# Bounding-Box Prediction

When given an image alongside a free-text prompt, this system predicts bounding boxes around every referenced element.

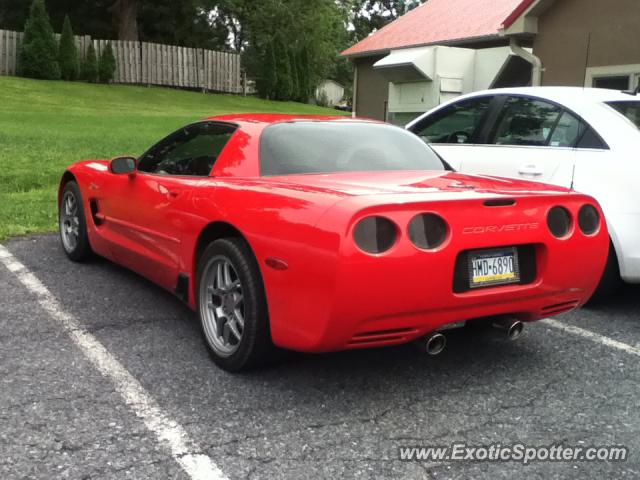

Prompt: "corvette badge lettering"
[463,223,540,234]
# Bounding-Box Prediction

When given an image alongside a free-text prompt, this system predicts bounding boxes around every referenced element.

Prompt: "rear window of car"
[260,121,445,176]
[606,101,640,129]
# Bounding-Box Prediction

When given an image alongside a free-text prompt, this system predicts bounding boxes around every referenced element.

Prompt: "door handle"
[518,164,543,176]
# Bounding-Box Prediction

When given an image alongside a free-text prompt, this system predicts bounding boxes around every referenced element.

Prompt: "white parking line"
[0,245,228,480]
[542,318,640,358]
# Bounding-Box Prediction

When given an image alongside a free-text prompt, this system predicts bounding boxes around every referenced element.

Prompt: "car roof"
[463,86,639,104]
[205,113,376,127]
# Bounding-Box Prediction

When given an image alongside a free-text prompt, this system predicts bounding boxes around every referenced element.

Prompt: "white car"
[407,87,640,296]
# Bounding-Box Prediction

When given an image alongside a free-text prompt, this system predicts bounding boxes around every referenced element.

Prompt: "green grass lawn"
[0,76,344,240]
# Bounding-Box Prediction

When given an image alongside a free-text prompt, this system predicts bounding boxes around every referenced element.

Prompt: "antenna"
[582,32,592,89]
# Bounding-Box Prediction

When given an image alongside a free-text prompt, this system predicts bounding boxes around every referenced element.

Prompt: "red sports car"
[59,114,609,371]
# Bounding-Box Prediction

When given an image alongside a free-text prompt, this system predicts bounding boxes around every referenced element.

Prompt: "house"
[315,79,345,107]
[342,0,640,124]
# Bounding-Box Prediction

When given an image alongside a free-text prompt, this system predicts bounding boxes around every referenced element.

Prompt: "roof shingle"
[342,0,528,57]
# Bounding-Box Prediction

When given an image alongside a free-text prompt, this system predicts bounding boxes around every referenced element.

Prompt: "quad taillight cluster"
[353,214,449,254]
[547,205,601,239]
[353,204,601,255]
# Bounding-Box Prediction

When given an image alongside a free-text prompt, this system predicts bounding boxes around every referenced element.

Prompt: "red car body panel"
[61,115,609,352]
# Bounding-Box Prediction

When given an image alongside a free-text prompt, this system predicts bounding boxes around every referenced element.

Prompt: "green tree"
[98,42,117,83]
[297,48,311,103]
[58,15,79,81]
[256,40,278,99]
[1,0,230,48]
[242,0,344,102]
[274,34,292,100]
[81,42,99,83]
[19,0,61,80]
[290,50,300,102]
[347,0,425,43]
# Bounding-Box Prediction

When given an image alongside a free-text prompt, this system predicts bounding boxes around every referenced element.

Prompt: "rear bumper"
[266,195,609,352]
[305,239,604,352]
[332,288,583,350]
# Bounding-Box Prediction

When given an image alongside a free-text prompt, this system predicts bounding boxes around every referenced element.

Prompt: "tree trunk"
[114,0,138,41]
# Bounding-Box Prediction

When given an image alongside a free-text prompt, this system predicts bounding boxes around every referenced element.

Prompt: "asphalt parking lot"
[1,234,639,479]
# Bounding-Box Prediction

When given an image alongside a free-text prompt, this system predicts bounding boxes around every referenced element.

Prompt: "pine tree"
[81,42,99,83]
[274,34,292,100]
[98,42,116,83]
[290,49,300,102]
[261,40,278,100]
[19,0,61,80]
[58,15,78,81]
[297,47,312,103]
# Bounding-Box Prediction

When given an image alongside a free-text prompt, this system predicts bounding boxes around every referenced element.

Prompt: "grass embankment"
[0,76,343,239]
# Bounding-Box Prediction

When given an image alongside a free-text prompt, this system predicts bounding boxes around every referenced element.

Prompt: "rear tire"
[59,181,92,262]
[588,242,621,304]
[197,238,274,372]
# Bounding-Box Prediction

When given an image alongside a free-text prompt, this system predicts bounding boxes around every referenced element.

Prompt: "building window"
[586,64,640,91]
[593,76,632,90]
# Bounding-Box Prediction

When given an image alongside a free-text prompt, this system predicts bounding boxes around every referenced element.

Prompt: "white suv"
[407,87,640,296]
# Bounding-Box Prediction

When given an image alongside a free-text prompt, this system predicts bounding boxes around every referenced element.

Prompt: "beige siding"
[534,0,640,86]
[354,55,389,120]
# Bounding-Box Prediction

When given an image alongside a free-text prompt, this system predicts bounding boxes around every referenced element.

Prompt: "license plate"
[468,247,520,289]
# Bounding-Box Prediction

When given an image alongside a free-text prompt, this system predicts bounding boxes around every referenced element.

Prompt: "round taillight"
[353,216,398,254]
[578,205,600,235]
[408,214,448,250]
[547,206,572,238]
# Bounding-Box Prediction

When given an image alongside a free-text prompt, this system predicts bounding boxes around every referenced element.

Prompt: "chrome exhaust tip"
[420,332,447,356]
[492,318,524,340]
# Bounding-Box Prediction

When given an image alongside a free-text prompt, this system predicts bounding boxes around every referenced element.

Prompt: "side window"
[412,96,493,144]
[549,111,583,147]
[576,126,607,149]
[138,123,236,176]
[490,97,564,146]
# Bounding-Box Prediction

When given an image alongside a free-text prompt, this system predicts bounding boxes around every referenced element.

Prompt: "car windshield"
[260,121,445,176]
[606,101,640,129]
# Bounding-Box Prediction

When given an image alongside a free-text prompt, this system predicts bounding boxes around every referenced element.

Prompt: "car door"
[409,95,495,171]
[451,95,579,188]
[99,121,236,289]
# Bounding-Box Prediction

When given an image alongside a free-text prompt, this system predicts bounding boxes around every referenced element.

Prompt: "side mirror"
[110,156,137,175]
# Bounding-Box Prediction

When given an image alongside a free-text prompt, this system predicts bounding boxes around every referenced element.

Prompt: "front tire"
[59,181,92,262]
[197,238,273,372]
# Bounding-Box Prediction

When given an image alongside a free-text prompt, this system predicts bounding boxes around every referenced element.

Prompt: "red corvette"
[59,114,608,371]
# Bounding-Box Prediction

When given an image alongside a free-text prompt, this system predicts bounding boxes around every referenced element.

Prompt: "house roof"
[341,0,532,58]
[502,0,538,28]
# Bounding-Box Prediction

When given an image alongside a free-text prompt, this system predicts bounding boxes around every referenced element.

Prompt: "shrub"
[19,0,61,80]
[316,90,330,108]
[58,15,79,81]
[81,42,99,83]
[98,42,117,83]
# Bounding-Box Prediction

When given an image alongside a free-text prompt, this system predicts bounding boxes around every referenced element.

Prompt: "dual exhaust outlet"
[417,317,524,356]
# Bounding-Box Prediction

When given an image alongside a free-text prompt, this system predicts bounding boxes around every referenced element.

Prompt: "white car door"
[446,95,578,188]
[410,95,496,171]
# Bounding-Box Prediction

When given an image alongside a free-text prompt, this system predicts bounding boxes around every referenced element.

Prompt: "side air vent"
[90,200,104,226]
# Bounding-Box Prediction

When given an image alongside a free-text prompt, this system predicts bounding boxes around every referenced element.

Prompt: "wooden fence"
[0,29,244,93]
